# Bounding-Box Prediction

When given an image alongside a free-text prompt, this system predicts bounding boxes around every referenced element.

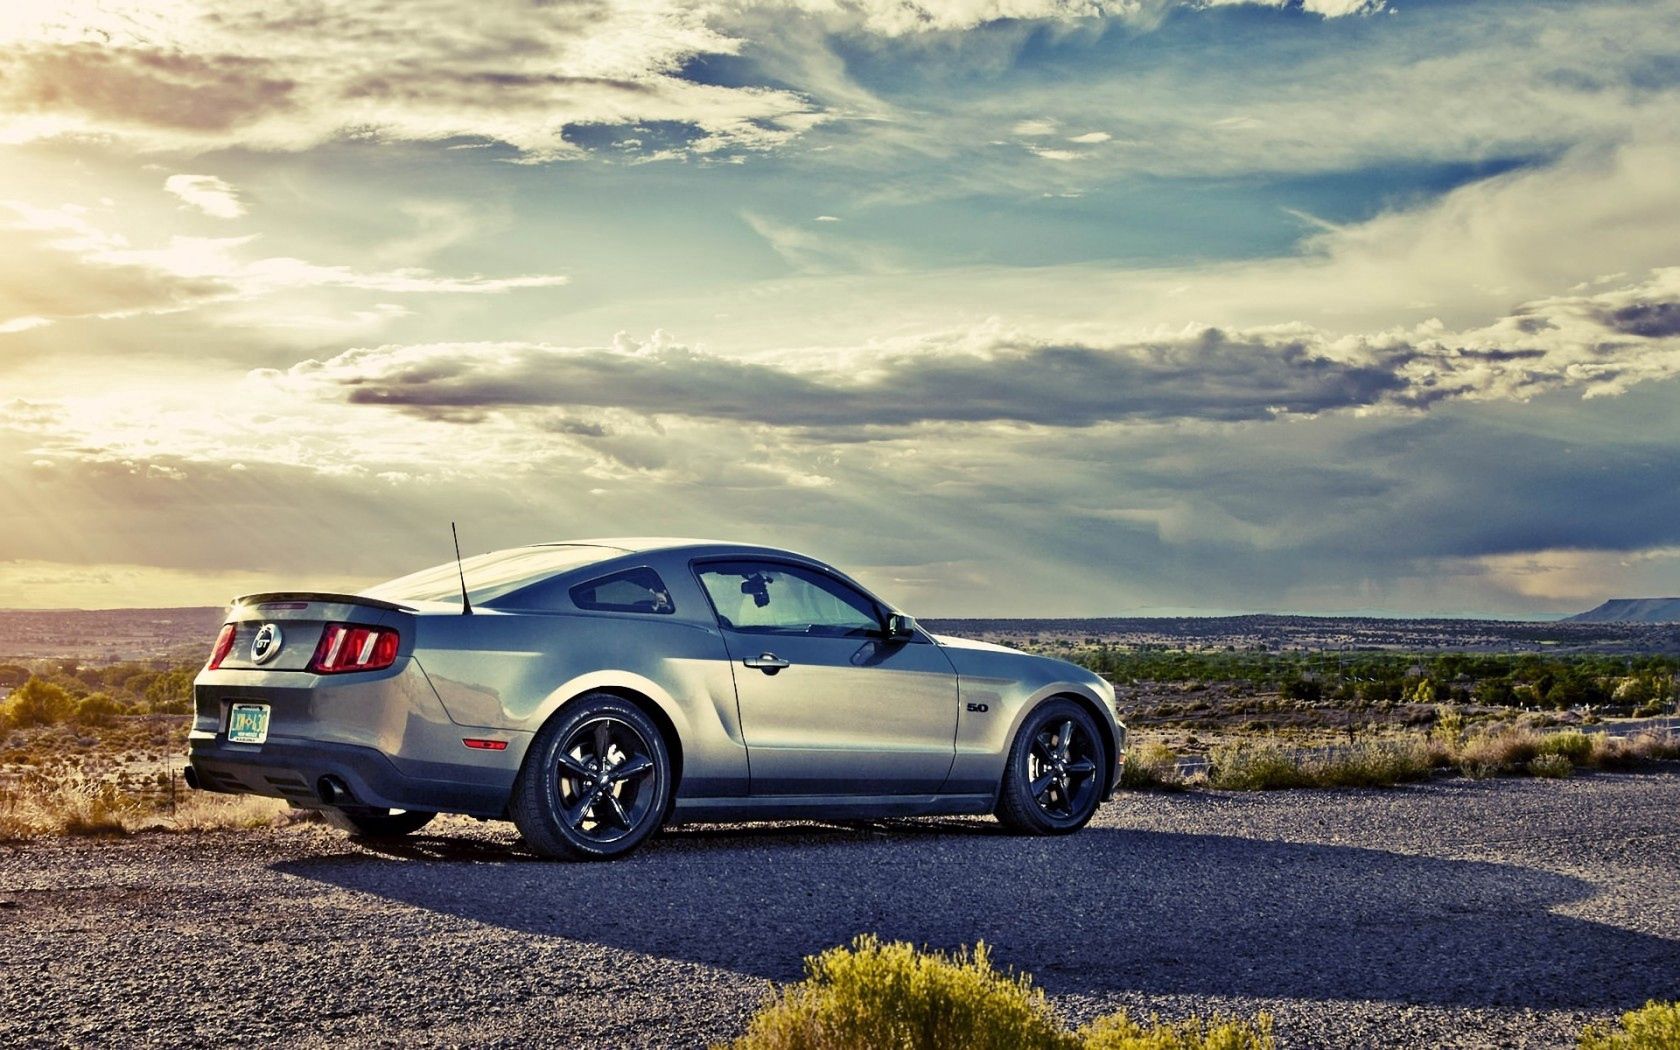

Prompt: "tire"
[510,692,672,861]
[995,698,1106,835]
[322,806,435,839]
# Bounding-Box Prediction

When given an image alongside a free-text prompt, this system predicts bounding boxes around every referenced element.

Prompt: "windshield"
[362,545,621,605]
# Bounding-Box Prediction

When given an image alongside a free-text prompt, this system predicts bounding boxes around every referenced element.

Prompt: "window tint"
[697,561,881,637]
[570,568,675,614]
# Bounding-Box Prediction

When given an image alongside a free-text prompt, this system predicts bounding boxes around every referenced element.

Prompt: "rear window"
[362,545,620,605]
[570,568,675,614]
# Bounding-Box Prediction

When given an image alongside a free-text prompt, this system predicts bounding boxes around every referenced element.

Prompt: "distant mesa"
[1565,598,1680,623]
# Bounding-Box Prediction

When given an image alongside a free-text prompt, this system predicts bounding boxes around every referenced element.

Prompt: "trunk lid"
[209,592,410,672]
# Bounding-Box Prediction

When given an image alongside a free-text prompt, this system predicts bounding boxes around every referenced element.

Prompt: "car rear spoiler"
[231,591,414,613]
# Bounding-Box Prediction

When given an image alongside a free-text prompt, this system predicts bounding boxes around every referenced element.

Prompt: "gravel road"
[4,774,1679,1048]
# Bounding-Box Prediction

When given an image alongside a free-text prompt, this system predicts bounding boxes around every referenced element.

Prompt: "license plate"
[227,703,271,745]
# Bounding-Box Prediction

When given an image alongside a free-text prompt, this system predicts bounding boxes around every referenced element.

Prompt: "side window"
[696,561,881,637]
[570,567,675,614]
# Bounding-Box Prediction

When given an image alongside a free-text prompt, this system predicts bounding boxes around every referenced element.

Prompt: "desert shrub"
[1309,740,1431,788]
[1458,727,1542,777]
[722,935,1074,1050]
[1589,731,1680,769]
[0,678,77,728]
[1208,743,1311,791]
[1431,706,1466,750]
[1528,754,1573,779]
[1206,739,1433,791]
[1579,1001,1680,1050]
[1639,732,1680,761]
[1632,701,1665,718]
[73,692,122,726]
[720,937,1274,1050]
[1080,1011,1274,1050]
[1537,730,1593,766]
[1122,742,1182,790]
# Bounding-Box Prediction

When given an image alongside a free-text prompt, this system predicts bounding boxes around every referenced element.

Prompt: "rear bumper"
[188,734,511,819]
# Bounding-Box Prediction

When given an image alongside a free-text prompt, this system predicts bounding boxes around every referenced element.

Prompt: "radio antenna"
[451,521,473,616]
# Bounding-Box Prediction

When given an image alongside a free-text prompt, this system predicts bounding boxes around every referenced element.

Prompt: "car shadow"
[274,818,1680,1011]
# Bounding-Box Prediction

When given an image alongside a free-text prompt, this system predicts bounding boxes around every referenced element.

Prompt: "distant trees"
[1068,646,1678,715]
[0,659,200,728]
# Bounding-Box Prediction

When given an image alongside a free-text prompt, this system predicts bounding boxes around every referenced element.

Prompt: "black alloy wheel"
[996,699,1105,835]
[511,692,671,860]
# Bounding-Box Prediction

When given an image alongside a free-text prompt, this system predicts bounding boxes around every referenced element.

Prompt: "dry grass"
[1189,723,1678,793]
[0,766,294,841]
[1209,739,1434,791]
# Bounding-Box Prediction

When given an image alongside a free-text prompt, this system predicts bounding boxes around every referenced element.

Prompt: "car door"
[694,559,959,796]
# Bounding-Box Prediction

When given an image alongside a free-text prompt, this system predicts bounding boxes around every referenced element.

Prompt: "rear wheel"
[995,699,1105,835]
[322,807,435,839]
[511,692,671,861]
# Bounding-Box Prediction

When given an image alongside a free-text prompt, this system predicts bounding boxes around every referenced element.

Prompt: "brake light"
[207,623,236,669]
[309,623,400,674]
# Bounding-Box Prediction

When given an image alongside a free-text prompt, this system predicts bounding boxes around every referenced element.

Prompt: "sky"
[2,0,1679,617]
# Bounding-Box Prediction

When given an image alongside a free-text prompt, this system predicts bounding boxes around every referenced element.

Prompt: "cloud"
[742,211,896,272]
[0,0,1393,161]
[280,268,1680,429]
[164,174,246,219]
[0,0,821,160]
[0,204,233,331]
[0,200,567,333]
[792,0,1382,36]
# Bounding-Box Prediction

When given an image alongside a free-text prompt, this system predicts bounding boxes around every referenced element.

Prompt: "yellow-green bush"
[1309,740,1432,788]
[1081,1011,1273,1050]
[1537,730,1593,766]
[1208,743,1311,790]
[0,678,76,728]
[1527,753,1573,779]
[724,935,1073,1050]
[1207,740,1432,791]
[1580,1001,1680,1049]
[1122,742,1182,790]
[719,936,1273,1050]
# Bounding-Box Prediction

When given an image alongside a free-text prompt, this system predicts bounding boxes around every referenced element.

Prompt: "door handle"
[743,652,791,675]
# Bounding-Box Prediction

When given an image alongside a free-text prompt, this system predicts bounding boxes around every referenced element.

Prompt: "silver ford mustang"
[186,538,1126,860]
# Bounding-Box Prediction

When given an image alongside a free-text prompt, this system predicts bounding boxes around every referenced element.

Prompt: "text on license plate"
[227,703,270,745]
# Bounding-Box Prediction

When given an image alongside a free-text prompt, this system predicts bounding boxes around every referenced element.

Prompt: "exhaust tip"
[316,775,352,805]
[182,765,200,791]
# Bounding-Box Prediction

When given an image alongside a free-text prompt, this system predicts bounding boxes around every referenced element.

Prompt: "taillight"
[309,623,400,674]
[206,623,236,669]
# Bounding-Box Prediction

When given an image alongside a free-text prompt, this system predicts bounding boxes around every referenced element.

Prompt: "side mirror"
[885,613,917,642]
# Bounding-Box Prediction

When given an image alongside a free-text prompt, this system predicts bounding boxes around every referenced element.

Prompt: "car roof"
[527,537,815,560]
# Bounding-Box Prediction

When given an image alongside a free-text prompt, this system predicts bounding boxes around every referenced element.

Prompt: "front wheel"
[995,699,1106,835]
[510,692,672,861]
[322,807,435,839]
